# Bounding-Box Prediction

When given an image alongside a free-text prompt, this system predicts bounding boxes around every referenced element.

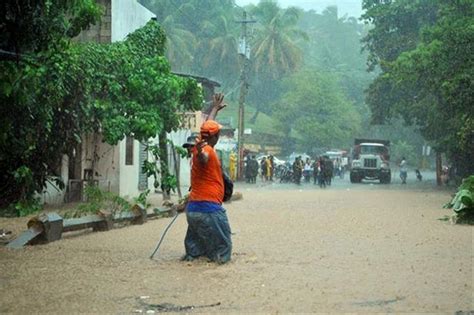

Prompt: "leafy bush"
[64,185,131,218]
[133,189,151,209]
[444,175,474,224]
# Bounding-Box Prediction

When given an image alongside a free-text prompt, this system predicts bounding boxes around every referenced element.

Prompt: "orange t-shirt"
[189,145,224,204]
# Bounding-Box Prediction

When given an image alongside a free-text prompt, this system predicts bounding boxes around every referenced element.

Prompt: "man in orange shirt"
[182,119,232,264]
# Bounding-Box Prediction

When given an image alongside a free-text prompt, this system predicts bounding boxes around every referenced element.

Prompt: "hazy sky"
[235,0,363,18]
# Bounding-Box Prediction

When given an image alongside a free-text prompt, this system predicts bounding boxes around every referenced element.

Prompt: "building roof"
[172,72,221,87]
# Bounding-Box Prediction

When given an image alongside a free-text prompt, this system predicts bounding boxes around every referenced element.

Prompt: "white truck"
[349,139,391,184]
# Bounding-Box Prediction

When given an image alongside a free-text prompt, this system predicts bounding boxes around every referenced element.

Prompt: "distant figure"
[265,156,273,181]
[324,156,334,186]
[229,151,237,181]
[293,157,302,185]
[260,157,267,182]
[318,156,326,188]
[303,158,312,183]
[269,155,275,181]
[250,156,259,183]
[399,157,407,184]
[244,155,251,183]
[312,158,319,185]
[415,169,422,181]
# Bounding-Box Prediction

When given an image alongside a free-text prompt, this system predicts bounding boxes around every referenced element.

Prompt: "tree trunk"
[436,152,442,186]
[158,132,171,200]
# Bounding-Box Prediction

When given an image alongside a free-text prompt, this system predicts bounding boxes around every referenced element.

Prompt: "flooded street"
[1,176,472,313]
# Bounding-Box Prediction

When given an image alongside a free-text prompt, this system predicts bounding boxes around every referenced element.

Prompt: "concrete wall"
[75,0,112,43]
[111,0,155,42]
[119,138,140,198]
[81,133,120,194]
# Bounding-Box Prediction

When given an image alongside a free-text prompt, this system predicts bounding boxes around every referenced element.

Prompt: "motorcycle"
[279,166,294,183]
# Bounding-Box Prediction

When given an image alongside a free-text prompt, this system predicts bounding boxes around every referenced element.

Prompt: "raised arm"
[207,93,226,121]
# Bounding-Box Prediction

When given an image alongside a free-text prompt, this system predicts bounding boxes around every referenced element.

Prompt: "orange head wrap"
[200,120,222,137]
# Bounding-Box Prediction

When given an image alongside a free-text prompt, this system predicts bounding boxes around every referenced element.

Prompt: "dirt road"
[1,180,472,313]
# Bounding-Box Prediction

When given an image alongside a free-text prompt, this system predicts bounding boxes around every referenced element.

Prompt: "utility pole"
[236,11,256,180]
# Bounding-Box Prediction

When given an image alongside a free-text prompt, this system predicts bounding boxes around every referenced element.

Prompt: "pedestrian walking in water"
[303,158,312,183]
[324,156,334,186]
[183,120,232,264]
[265,156,273,181]
[319,156,326,188]
[293,157,303,185]
[399,157,408,184]
[269,155,275,181]
[312,158,319,185]
[229,151,237,181]
[250,156,259,183]
[260,157,267,182]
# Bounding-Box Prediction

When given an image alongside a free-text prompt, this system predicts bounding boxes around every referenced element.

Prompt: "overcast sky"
[235,0,363,18]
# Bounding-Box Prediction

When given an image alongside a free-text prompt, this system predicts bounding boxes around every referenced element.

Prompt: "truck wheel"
[380,174,391,184]
[350,173,358,183]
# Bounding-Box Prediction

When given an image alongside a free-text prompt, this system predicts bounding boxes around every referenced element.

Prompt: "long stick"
[149,213,180,259]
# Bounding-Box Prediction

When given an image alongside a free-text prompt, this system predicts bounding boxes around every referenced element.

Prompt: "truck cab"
[350,139,391,184]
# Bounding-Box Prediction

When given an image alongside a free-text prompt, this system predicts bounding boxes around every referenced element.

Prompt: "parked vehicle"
[279,165,294,183]
[350,138,391,184]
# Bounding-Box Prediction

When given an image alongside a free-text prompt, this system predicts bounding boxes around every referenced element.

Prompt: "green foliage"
[175,145,189,159]
[274,69,361,152]
[64,185,131,218]
[134,189,151,209]
[361,0,474,177]
[390,140,417,167]
[0,0,102,54]
[0,198,42,218]
[162,175,178,193]
[444,176,474,224]
[0,6,203,214]
[250,3,306,78]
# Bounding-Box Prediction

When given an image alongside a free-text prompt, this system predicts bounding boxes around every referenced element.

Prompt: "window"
[125,136,134,165]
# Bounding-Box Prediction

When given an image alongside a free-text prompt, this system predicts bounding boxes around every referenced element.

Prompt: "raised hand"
[212,93,227,111]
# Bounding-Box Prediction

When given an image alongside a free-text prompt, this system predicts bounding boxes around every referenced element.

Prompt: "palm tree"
[161,15,197,72]
[248,1,307,122]
[251,2,306,78]
[198,15,241,89]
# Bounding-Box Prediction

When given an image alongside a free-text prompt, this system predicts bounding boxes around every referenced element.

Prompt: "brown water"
[0,184,472,313]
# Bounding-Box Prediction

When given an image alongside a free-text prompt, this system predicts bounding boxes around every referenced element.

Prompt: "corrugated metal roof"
[172,72,221,87]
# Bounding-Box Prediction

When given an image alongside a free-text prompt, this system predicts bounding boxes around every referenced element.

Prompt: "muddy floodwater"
[0,176,472,313]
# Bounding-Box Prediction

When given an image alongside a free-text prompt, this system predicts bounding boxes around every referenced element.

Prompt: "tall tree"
[199,14,241,88]
[274,69,361,153]
[246,1,307,121]
[161,14,197,72]
[361,0,474,177]
[298,7,373,123]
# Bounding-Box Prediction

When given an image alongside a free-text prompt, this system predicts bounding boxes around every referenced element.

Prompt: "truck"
[349,138,391,184]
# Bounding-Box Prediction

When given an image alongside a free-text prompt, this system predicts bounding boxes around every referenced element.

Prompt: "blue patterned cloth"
[184,207,232,264]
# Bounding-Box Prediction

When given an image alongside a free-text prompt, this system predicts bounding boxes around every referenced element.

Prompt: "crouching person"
[182,120,232,264]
